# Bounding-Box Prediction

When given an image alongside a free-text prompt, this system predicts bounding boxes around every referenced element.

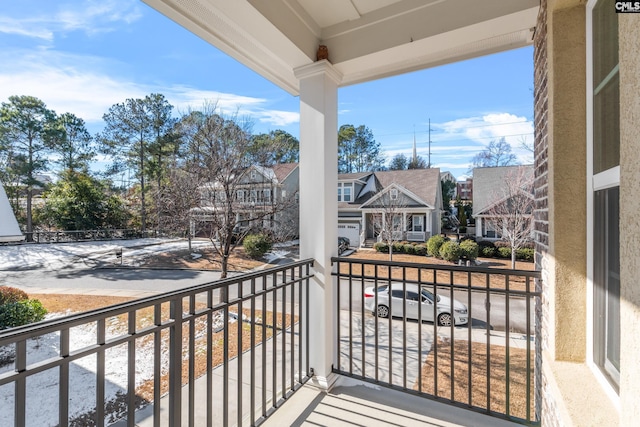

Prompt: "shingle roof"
[271,162,298,183]
[372,168,441,208]
[338,172,372,182]
[472,165,534,215]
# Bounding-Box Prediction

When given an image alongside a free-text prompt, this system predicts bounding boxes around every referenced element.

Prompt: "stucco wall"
[619,14,640,427]
[547,1,587,362]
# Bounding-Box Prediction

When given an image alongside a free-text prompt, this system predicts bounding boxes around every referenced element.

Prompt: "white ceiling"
[143,0,539,95]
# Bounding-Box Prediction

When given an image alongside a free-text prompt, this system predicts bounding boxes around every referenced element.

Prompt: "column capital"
[294,60,343,85]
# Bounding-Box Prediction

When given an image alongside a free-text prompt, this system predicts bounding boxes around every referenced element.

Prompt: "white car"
[364,283,468,326]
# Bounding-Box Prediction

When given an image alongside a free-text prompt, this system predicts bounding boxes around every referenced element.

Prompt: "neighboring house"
[472,165,534,239]
[0,183,23,242]
[456,177,473,202]
[191,163,299,238]
[338,168,442,246]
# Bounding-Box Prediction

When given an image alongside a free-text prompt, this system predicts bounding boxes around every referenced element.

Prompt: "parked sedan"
[364,283,468,326]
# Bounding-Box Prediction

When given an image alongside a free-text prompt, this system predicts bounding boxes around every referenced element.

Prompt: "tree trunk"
[26,187,33,242]
[511,248,516,269]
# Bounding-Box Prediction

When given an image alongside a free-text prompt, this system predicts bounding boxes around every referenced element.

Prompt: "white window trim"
[585,0,621,408]
[338,182,353,202]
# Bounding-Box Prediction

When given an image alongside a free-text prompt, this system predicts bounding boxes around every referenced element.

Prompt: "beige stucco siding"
[619,14,640,427]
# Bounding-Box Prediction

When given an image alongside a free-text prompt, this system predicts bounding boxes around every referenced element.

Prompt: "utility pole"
[427,118,432,168]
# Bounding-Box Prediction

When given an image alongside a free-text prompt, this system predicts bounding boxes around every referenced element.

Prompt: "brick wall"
[533,1,562,426]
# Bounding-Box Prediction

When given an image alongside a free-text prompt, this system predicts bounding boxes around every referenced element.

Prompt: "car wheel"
[376,305,390,318]
[437,312,453,326]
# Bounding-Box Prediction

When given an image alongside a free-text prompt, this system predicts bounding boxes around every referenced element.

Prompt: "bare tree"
[484,167,534,268]
[471,137,518,168]
[179,105,298,278]
[156,166,203,250]
[369,185,408,261]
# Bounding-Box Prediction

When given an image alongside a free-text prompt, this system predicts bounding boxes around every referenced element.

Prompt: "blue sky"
[0,0,534,180]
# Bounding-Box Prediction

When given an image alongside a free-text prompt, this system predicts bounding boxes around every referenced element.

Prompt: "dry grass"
[31,294,296,406]
[340,250,536,292]
[137,246,265,271]
[417,337,534,421]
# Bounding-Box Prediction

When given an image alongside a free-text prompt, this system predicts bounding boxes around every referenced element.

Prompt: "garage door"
[338,223,360,247]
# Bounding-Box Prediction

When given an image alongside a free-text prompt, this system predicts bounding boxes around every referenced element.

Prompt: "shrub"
[0,287,28,305]
[403,244,415,255]
[494,240,511,248]
[477,240,495,249]
[439,241,462,263]
[373,242,389,253]
[459,240,479,261]
[497,247,512,259]
[0,299,47,330]
[414,244,427,256]
[392,242,405,253]
[427,235,447,257]
[516,247,534,261]
[243,233,273,259]
[481,246,497,258]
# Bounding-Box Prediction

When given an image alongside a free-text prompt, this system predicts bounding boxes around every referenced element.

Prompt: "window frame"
[586,0,620,395]
[338,182,353,202]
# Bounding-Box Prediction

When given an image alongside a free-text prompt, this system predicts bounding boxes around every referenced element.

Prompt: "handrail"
[0,259,315,427]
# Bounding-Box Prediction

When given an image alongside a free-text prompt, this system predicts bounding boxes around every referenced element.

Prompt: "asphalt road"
[2,266,223,294]
[336,278,536,334]
[0,239,534,334]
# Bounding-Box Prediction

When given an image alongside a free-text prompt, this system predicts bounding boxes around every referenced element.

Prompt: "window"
[250,170,257,180]
[412,215,424,232]
[391,214,402,231]
[236,190,245,202]
[263,189,271,203]
[390,188,398,200]
[338,183,353,202]
[589,0,619,390]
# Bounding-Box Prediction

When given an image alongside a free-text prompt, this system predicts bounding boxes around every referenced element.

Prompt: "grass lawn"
[417,337,534,421]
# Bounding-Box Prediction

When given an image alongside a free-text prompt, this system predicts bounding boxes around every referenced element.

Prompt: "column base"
[308,371,339,392]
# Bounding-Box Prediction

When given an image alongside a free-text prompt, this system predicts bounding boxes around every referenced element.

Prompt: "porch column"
[294,60,341,389]
[476,217,483,239]
[360,212,366,247]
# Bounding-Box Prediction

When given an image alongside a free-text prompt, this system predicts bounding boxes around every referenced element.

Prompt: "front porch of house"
[0,257,540,426]
[361,211,434,244]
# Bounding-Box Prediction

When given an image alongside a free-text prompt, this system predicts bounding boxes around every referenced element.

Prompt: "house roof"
[337,168,441,210]
[271,162,298,183]
[0,183,23,242]
[472,165,534,215]
[373,168,441,208]
[338,172,372,182]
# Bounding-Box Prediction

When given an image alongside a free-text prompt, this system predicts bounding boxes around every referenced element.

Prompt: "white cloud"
[436,113,533,148]
[0,17,54,40]
[0,0,143,40]
[0,49,299,132]
[434,113,534,165]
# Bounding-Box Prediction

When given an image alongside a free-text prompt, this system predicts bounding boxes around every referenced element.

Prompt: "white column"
[294,60,341,389]
[476,217,483,238]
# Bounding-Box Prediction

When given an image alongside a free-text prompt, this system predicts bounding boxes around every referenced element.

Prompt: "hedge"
[459,240,479,261]
[0,287,28,305]
[439,241,462,263]
[427,235,447,257]
[243,233,273,259]
[0,287,48,330]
